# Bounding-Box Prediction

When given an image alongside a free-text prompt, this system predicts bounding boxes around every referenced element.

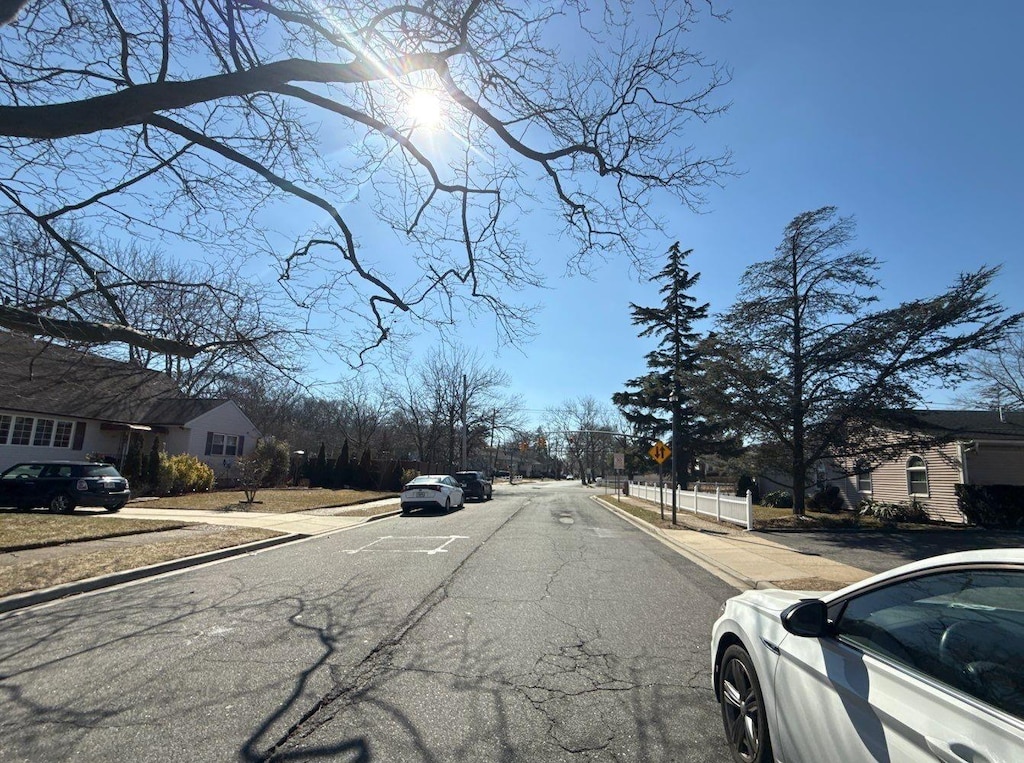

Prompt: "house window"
[11,416,33,446]
[53,421,74,448]
[907,455,929,496]
[854,460,872,493]
[0,416,77,448]
[32,418,55,446]
[207,433,240,457]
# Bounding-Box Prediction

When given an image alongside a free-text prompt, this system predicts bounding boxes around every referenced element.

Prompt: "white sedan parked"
[400,475,464,515]
[712,549,1024,763]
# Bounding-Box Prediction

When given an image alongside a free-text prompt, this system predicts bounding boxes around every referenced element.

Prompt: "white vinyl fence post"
[745,489,753,531]
[693,484,699,516]
[716,487,721,522]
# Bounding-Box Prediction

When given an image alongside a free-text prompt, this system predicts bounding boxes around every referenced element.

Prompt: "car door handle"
[925,737,991,763]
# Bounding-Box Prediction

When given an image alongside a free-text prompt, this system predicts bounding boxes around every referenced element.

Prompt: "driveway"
[754,527,1024,574]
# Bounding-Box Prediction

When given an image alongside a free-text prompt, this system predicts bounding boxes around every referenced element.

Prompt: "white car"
[400,474,464,514]
[712,549,1024,763]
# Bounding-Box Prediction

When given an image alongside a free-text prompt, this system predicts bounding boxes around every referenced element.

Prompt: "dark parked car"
[453,470,493,501]
[0,461,131,513]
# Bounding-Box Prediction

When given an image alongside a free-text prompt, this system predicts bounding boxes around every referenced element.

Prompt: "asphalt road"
[0,481,738,762]
[755,527,1024,574]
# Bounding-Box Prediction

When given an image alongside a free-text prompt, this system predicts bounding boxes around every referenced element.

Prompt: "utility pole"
[460,373,468,471]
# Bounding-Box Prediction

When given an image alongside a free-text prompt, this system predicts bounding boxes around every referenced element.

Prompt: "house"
[839,409,1024,524]
[0,332,260,477]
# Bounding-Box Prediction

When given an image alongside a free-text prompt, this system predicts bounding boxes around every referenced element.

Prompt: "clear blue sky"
[324,3,1024,425]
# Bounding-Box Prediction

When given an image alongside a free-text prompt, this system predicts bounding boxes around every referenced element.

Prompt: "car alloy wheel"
[49,492,75,514]
[719,644,772,763]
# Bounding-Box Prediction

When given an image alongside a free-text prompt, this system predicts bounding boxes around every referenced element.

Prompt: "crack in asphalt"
[258,499,534,761]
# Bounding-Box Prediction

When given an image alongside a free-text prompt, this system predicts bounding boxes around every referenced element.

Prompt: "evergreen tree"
[698,206,1022,515]
[122,433,144,482]
[146,437,162,486]
[311,442,328,488]
[332,439,351,489]
[612,242,736,488]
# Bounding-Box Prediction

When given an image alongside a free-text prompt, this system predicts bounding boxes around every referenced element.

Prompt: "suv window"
[81,464,121,478]
[833,568,1024,719]
[2,464,46,479]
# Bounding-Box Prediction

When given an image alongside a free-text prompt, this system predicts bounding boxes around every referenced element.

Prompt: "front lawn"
[1,513,188,552]
[131,487,399,513]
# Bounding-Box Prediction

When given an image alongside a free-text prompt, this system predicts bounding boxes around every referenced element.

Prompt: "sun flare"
[406,90,443,129]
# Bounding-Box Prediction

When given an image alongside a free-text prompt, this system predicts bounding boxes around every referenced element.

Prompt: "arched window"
[907,456,929,496]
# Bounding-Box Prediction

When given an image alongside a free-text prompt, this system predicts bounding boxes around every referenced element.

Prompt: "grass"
[134,487,398,513]
[753,504,940,530]
[0,526,281,598]
[1,513,188,552]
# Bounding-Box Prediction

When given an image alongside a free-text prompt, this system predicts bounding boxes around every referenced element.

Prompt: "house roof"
[911,409,1024,442]
[0,332,230,426]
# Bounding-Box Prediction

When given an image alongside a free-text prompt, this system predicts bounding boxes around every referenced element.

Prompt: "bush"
[250,437,291,487]
[762,490,793,509]
[956,484,1024,528]
[807,485,845,513]
[155,453,215,495]
[736,474,760,503]
[858,498,929,523]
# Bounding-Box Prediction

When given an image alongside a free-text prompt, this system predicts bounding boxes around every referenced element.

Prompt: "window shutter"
[237,436,245,456]
[72,422,86,450]
[205,431,214,455]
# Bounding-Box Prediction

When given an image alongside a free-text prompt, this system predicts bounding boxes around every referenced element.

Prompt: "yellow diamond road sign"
[649,440,671,464]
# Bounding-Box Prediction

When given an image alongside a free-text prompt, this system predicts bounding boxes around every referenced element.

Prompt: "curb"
[592,496,756,591]
[0,510,404,616]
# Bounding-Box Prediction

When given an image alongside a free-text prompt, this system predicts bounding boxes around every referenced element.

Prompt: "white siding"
[0,411,121,471]
[182,402,260,480]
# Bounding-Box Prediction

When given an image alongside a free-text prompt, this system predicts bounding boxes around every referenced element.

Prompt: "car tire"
[444,497,451,514]
[105,502,126,513]
[719,644,773,763]
[49,493,75,514]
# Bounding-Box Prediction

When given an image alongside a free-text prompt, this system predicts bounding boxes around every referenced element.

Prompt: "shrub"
[156,453,215,495]
[736,474,760,503]
[762,490,793,509]
[956,484,1024,528]
[236,453,270,503]
[807,485,845,513]
[859,498,929,523]
[250,437,291,487]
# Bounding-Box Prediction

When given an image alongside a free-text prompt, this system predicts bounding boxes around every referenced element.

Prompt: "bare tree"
[0,0,731,360]
[546,395,620,482]
[387,345,520,470]
[956,328,1024,410]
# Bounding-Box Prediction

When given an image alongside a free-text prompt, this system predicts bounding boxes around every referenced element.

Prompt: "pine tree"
[332,439,351,489]
[311,442,328,488]
[613,242,735,488]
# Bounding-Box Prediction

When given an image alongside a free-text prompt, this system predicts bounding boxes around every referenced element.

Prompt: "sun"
[406,90,443,130]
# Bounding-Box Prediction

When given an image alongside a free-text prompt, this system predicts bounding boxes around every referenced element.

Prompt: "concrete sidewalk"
[598,495,874,592]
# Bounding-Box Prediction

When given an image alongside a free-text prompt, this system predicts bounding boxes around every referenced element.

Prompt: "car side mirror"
[781,599,832,638]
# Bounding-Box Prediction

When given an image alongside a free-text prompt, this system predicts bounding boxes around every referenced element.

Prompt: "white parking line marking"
[342,535,469,555]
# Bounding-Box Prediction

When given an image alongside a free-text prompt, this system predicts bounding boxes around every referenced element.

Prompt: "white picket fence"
[627,481,753,530]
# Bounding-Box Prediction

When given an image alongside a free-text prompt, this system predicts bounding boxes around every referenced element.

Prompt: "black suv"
[453,471,493,501]
[0,461,131,513]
